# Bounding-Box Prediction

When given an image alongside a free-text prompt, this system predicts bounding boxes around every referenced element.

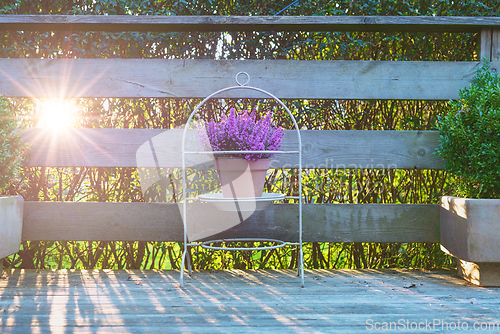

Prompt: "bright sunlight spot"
[37,99,78,129]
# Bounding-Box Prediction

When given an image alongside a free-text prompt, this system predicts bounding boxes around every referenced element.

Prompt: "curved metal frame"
[180,72,304,287]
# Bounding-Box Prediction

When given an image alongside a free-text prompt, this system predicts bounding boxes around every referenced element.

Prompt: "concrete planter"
[440,196,500,286]
[0,196,24,271]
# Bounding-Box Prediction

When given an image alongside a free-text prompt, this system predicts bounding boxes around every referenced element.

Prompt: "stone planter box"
[440,196,500,286]
[0,196,24,272]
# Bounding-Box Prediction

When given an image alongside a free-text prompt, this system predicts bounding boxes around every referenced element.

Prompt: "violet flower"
[198,108,284,161]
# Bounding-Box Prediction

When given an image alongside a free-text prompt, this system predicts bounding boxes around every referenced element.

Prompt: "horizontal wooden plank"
[0,15,499,33]
[22,202,440,243]
[22,128,445,169]
[0,59,488,100]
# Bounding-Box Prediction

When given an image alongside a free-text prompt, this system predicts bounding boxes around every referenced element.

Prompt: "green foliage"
[436,61,500,199]
[0,97,27,193]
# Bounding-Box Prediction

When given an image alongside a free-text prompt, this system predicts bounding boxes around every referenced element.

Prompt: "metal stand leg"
[186,249,193,276]
[295,244,305,287]
[296,246,301,277]
[299,244,305,288]
[180,248,187,287]
[180,244,194,287]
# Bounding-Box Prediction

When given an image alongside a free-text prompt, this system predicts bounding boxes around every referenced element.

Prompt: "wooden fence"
[1,15,499,245]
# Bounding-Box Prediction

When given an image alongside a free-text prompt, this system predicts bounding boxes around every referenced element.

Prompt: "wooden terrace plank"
[0,15,500,33]
[0,59,488,100]
[1,269,499,333]
[22,202,440,243]
[22,128,445,169]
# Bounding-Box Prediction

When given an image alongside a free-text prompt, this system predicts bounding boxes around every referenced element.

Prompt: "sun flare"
[37,99,78,129]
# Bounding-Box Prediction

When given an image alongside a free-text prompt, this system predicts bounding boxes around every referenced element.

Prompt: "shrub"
[436,60,500,199]
[0,97,27,193]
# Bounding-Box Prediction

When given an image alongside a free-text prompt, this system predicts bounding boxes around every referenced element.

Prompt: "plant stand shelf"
[180,72,304,287]
[200,238,291,251]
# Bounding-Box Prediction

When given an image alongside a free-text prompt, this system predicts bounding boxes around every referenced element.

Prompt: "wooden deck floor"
[1,269,500,333]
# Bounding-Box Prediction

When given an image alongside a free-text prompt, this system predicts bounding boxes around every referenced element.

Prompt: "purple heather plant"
[198,108,284,161]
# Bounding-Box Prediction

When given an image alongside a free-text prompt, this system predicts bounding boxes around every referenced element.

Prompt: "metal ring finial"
[235,72,250,86]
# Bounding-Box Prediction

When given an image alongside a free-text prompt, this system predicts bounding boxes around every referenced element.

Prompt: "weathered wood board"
[440,196,500,263]
[0,59,489,100]
[0,269,498,333]
[22,202,440,243]
[481,29,494,59]
[1,15,500,32]
[0,196,23,259]
[480,28,500,61]
[22,128,445,169]
[493,29,500,62]
[457,259,500,287]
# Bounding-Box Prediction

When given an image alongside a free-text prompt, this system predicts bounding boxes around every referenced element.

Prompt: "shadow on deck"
[1,269,499,333]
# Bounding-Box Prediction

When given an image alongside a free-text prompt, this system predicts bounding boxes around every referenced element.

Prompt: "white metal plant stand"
[180,72,304,287]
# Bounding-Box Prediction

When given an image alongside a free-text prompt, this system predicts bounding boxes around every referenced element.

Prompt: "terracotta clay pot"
[215,158,270,198]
